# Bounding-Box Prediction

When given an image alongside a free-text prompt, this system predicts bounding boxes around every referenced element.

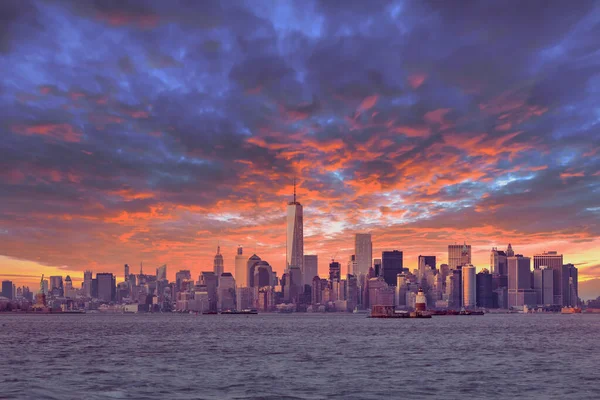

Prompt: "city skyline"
[1,1,599,296]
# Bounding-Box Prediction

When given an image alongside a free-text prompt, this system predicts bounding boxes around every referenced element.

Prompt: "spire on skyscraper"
[293,176,297,203]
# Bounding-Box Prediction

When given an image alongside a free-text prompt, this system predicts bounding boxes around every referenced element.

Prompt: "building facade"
[462,264,476,308]
[490,248,508,276]
[96,273,116,302]
[448,243,471,270]
[381,250,403,286]
[354,233,372,277]
[303,255,318,287]
[234,246,247,287]
[533,251,563,270]
[286,181,304,274]
[508,256,535,308]
[533,266,554,305]
[213,246,224,278]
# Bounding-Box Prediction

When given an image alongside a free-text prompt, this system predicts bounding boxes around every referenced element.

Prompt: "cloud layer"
[1,0,599,287]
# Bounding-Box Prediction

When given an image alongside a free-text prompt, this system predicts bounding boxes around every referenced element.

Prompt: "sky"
[0,0,599,295]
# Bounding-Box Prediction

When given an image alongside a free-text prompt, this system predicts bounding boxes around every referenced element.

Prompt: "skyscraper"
[156,264,167,281]
[418,255,436,279]
[533,266,554,305]
[373,259,382,277]
[346,274,359,311]
[329,261,341,282]
[355,233,372,276]
[448,243,471,270]
[381,250,403,286]
[1,280,13,300]
[506,243,515,257]
[83,270,93,297]
[49,276,63,296]
[246,254,262,287]
[508,256,535,308]
[533,251,563,270]
[234,246,247,287]
[64,276,74,298]
[214,245,224,277]
[476,269,494,308]
[557,264,578,307]
[96,273,116,302]
[347,254,357,276]
[200,271,218,311]
[124,264,130,281]
[303,255,318,286]
[286,179,304,273]
[462,264,476,308]
[490,248,508,276]
[218,273,236,311]
[175,270,191,291]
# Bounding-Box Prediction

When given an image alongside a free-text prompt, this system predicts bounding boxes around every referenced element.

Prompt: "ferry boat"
[561,307,582,314]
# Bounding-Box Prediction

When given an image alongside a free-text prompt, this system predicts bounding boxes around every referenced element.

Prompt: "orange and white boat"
[561,307,582,314]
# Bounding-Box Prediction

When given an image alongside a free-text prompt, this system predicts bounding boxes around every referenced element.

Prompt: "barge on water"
[220,309,258,315]
[369,305,431,319]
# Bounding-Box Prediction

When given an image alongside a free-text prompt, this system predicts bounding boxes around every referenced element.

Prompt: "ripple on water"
[1,313,599,399]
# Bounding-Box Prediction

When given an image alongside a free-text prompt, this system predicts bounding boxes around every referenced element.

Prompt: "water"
[0,313,598,399]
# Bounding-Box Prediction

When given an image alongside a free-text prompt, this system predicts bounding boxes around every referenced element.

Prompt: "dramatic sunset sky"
[1,1,599,296]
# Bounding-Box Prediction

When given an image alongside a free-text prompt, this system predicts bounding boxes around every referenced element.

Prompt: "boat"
[459,308,485,316]
[369,305,430,319]
[60,309,86,314]
[220,309,258,315]
[202,311,218,315]
[561,307,582,314]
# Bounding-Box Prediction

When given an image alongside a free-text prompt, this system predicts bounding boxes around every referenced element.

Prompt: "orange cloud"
[408,73,426,89]
[12,123,82,143]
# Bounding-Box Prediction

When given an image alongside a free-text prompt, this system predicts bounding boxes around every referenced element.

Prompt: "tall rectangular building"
[381,250,403,286]
[476,270,494,308]
[156,264,167,281]
[418,255,436,280]
[1,280,13,300]
[218,273,236,311]
[96,273,116,302]
[354,233,372,276]
[508,256,535,308]
[286,181,304,275]
[533,251,563,270]
[490,248,508,276]
[533,266,554,305]
[462,265,476,308]
[347,255,357,276]
[329,261,341,282]
[448,244,471,270]
[49,276,63,296]
[373,259,382,277]
[303,255,318,286]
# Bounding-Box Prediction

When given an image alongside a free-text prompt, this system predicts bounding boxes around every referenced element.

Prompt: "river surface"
[0,313,598,399]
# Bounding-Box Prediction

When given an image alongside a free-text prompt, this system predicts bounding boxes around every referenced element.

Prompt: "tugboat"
[561,307,582,314]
